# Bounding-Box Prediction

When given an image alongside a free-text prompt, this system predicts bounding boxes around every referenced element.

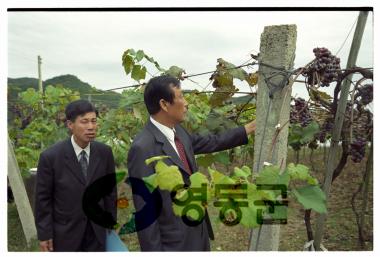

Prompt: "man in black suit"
[127,75,256,251]
[34,100,117,251]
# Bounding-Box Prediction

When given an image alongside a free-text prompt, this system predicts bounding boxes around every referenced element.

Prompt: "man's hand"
[39,239,53,252]
[244,120,256,135]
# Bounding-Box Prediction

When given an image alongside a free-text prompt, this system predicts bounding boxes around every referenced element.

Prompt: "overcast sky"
[7,10,374,99]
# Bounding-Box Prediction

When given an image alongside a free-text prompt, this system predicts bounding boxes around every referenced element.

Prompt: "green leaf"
[20,88,41,105]
[240,183,260,228]
[287,163,319,185]
[233,166,252,179]
[287,163,310,180]
[196,154,215,168]
[214,151,230,165]
[190,172,209,188]
[122,53,134,75]
[145,155,169,166]
[268,204,288,222]
[208,167,226,185]
[292,185,327,213]
[164,66,185,79]
[300,121,320,144]
[115,171,127,184]
[127,48,136,55]
[155,161,184,191]
[131,65,146,81]
[142,173,158,193]
[216,58,247,81]
[135,50,145,62]
[256,165,289,187]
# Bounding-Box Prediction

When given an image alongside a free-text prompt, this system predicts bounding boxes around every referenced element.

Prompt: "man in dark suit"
[34,100,117,252]
[127,75,256,251]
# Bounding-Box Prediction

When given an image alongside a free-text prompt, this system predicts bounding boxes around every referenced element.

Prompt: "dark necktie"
[79,150,88,179]
[174,133,192,175]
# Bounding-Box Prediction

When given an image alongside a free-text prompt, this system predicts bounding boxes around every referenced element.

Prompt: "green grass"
[7,203,39,251]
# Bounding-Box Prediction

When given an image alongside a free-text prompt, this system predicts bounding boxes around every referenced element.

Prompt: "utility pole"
[38,55,43,94]
[313,11,369,250]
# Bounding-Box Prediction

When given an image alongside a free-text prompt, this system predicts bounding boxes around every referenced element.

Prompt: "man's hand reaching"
[244,120,256,135]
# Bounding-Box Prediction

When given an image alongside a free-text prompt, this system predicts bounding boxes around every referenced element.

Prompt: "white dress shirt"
[150,116,180,156]
[71,135,90,164]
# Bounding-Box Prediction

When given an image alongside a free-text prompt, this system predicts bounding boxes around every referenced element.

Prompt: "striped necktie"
[174,133,192,175]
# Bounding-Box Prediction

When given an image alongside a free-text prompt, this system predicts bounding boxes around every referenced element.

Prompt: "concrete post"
[249,24,297,251]
[8,136,37,246]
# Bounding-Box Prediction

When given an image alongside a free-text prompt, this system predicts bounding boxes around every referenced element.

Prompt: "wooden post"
[7,136,37,246]
[313,11,368,250]
[248,24,297,251]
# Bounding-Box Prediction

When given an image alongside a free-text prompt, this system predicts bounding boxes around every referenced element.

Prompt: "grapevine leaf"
[20,88,41,105]
[122,52,134,75]
[246,72,259,86]
[131,65,146,81]
[127,48,136,55]
[214,151,230,165]
[155,161,184,191]
[240,183,260,228]
[268,204,288,222]
[135,50,145,62]
[233,165,252,179]
[145,155,170,166]
[287,163,310,180]
[240,203,260,228]
[144,54,165,72]
[142,173,157,193]
[164,66,185,79]
[256,165,289,187]
[196,154,215,168]
[310,87,333,101]
[300,121,320,144]
[292,185,327,213]
[190,172,209,188]
[216,58,247,81]
[208,167,226,185]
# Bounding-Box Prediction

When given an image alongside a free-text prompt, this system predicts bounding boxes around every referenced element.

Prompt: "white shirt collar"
[71,135,91,160]
[150,116,176,143]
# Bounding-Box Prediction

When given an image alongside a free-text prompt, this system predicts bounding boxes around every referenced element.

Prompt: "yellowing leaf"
[246,72,259,86]
[155,161,184,191]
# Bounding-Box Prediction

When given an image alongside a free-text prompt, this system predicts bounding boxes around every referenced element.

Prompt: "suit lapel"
[86,143,100,184]
[146,121,190,177]
[64,139,86,185]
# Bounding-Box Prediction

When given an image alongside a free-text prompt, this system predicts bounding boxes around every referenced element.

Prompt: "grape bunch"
[349,138,367,163]
[290,97,312,127]
[308,139,319,150]
[356,83,373,106]
[318,119,333,143]
[304,47,341,87]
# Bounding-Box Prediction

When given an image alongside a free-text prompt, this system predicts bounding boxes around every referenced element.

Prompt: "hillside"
[8,74,122,108]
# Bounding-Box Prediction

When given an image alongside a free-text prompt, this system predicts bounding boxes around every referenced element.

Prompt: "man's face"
[67,111,97,147]
[166,86,188,124]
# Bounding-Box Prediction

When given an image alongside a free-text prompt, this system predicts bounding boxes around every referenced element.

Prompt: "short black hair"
[65,99,98,122]
[144,75,181,115]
